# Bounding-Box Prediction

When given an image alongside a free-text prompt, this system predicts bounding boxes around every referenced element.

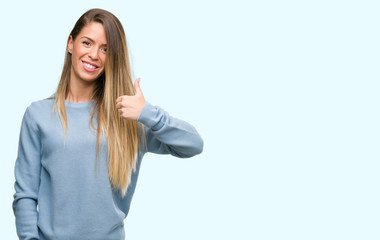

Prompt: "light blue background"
[1,0,379,239]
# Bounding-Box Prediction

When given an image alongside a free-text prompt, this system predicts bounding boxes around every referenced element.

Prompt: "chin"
[80,71,104,82]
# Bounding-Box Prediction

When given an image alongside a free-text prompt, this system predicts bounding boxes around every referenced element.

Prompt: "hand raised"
[116,78,146,121]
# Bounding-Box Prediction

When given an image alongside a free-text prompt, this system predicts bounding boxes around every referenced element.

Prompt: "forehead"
[78,22,107,45]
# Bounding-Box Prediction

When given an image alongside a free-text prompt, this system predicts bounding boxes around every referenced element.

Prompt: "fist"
[116,78,146,120]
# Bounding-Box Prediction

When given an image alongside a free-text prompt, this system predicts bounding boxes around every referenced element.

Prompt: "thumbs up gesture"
[116,78,146,120]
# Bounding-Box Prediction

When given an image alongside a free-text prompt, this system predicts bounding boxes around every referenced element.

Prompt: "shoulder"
[23,97,56,126]
[27,97,55,114]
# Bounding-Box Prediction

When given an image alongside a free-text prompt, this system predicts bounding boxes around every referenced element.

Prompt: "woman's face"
[67,22,107,84]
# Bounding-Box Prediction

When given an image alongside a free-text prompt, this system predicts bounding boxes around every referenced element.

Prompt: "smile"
[82,61,99,72]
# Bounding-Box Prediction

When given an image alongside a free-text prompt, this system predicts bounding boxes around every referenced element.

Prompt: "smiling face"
[67,22,107,85]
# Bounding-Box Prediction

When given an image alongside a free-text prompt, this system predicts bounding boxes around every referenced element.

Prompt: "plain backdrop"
[1,0,379,239]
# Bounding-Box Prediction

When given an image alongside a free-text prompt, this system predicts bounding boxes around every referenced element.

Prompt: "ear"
[67,35,73,54]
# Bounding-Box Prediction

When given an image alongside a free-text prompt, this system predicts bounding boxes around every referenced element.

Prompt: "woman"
[13,8,203,240]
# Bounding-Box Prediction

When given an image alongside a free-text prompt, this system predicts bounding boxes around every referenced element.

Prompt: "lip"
[82,60,99,72]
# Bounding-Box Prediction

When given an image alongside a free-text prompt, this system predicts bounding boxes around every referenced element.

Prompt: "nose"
[88,48,99,60]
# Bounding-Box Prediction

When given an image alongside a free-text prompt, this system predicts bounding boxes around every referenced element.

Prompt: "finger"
[134,78,142,95]
[116,95,127,104]
[116,100,127,109]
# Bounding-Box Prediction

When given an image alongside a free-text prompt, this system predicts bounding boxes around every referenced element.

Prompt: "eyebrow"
[80,36,107,46]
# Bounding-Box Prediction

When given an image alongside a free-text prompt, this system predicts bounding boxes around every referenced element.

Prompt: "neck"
[66,73,96,103]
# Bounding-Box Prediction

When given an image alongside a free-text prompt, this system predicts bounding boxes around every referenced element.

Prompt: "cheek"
[102,55,107,66]
[72,45,86,58]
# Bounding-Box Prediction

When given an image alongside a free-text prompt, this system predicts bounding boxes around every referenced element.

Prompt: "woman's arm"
[116,78,203,157]
[138,102,203,157]
[13,107,41,240]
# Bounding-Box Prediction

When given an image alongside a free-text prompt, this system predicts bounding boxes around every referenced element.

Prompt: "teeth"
[84,62,96,69]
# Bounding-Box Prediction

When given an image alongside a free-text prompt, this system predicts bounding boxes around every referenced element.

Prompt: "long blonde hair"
[54,8,145,197]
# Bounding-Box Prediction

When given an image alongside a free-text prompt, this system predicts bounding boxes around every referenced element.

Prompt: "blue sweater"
[13,98,203,240]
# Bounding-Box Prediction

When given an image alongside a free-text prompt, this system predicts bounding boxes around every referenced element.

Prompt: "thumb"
[134,78,142,95]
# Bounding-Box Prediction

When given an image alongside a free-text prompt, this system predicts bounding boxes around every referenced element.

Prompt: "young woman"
[13,8,203,240]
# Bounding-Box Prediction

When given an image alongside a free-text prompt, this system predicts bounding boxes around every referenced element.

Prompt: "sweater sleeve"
[13,107,41,240]
[137,102,203,158]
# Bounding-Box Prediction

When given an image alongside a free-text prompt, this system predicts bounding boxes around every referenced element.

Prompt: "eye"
[82,41,91,46]
[101,47,107,53]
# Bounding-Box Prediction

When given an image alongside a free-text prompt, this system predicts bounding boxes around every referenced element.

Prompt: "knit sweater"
[13,98,203,240]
